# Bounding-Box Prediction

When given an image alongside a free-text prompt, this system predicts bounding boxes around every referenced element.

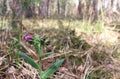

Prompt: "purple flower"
[25,35,32,41]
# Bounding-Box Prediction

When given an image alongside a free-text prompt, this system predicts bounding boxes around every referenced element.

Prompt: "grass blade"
[41,59,64,79]
[41,52,53,57]
[18,51,40,69]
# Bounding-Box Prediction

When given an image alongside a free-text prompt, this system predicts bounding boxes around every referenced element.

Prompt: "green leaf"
[18,51,40,69]
[88,75,94,79]
[44,38,50,45]
[34,44,40,52]
[41,52,53,57]
[41,59,64,79]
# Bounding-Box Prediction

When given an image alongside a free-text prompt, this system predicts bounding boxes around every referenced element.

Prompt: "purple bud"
[25,35,32,41]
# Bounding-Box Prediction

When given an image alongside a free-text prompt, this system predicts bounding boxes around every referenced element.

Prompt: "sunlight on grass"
[0,20,10,29]
[93,21,105,32]
[23,19,105,33]
[22,19,119,46]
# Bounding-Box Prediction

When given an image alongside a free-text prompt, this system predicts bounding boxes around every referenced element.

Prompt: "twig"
[42,51,72,60]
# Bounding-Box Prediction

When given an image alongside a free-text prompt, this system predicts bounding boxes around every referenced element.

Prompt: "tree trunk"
[72,0,79,18]
[78,0,83,19]
[40,0,50,18]
[57,0,60,15]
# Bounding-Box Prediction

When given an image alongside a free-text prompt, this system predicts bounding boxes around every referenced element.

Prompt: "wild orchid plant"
[18,35,64,79]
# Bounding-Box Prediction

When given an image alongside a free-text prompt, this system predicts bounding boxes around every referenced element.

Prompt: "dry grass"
[0,19,120,79]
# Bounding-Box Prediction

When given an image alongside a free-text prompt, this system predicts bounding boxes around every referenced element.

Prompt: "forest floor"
[0,19,120,79]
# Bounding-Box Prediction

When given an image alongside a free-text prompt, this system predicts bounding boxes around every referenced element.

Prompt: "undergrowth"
[0,19,120,79]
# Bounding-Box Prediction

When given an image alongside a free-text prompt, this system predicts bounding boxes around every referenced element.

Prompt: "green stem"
[16,27,21,65]
[38,44,44,78]
[9,41,14,62]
